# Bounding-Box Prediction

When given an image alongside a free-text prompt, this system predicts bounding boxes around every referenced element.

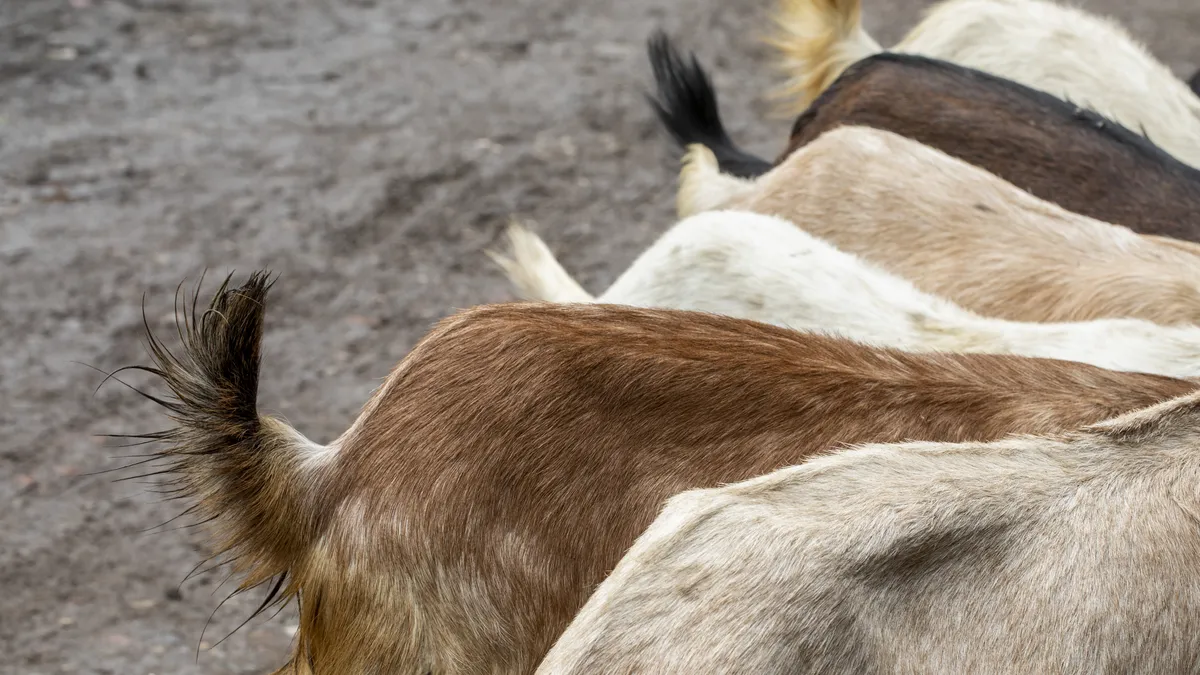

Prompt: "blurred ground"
[1,0,1197,672]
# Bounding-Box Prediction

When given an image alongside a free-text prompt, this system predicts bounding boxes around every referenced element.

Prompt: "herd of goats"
[116,0,1200,672]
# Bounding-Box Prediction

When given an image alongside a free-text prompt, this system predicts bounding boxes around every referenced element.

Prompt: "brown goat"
[678,125,1200,325]
[648,35,1200,242]
[126,274,1197,674]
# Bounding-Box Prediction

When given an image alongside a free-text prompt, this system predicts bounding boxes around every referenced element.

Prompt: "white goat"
[538,390,1200,673]
[491,210,1200,377]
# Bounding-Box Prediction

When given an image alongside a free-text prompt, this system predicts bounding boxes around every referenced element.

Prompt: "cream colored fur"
[493,211,1200,376]
[771,0,1200,168]
[676,127,1200,326]
[538,390,1200,673]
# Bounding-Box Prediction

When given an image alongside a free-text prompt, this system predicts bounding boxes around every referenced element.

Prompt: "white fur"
[775,0,1200,167]
[493,211,1200,378]
[538,391,1200,673]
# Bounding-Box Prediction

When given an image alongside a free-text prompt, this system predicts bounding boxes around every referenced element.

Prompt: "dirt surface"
[1,0,1197,672]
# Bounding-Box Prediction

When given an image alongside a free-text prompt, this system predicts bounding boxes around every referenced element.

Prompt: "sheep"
[537,390,1200,674]
[646,34,1200,242]
[676,125,1200,326]
[124,273,1195,674]
[490,211,1200,377]
[769,0,1200,168]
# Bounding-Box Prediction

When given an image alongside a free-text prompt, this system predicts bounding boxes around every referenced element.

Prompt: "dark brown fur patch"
[781,54,1200,242]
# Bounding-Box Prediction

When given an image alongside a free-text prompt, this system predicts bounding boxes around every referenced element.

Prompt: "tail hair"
[677,144,756,218]
[767,0,883,115]
[1189,67,1200,98]
[111,271,325,624]
[487,220,595,303]
[645,30,773,179]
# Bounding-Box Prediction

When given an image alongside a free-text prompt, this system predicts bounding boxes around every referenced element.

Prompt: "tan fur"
[680,125,1200,325]
[540,389,1200,673]
[486,218,591,303]
[130,276,1199,673]
[675,145,751,219]
[768,0,881,114]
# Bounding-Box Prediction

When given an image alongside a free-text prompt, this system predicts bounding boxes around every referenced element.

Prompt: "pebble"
[47,47,79,62]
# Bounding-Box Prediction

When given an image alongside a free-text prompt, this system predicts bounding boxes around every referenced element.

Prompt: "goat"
[677,125,1200,326]
[647,34,1200,242]
[769,0,1200,168]
[491,211,1200,377]
[126,273,1196,674]
[538,391,1200,674]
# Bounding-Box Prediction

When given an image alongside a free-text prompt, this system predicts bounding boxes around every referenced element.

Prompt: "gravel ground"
[1,0,1196,672]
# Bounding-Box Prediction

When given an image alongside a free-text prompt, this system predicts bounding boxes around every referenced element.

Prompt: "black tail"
[111,272,327,618]
[645,31,773,179]
[1189,67,1200,98]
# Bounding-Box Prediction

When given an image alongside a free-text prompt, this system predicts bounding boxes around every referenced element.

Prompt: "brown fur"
[130,276,1198,673]
[649,36,1200,243]
[774,54,1200,242]
[679,127,1200,325]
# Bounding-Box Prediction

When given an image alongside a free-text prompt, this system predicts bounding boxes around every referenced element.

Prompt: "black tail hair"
[109,271,323,630]
[1189,68,1200,98]
[645,31,773,179]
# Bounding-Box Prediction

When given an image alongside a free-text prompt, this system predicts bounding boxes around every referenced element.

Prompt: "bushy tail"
[118,272,328,611]
[767,0,883,115]
[645,31,773,179]
[487,220,595,302]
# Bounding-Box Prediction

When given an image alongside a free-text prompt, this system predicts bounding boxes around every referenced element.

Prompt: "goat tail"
[122,272,330,607]
[677,144,757,219]
[767,0,883,115]
[646,30,773,179]
[488,220,596,303]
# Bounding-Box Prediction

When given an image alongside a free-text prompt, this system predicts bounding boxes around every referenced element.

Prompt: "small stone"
[594,42,634,60]
[58,616,75,626]
[558,137,577,159]
[128,599,156,610]
[164,587,184,601]
[47,46,78,61]
[106,633,131,647]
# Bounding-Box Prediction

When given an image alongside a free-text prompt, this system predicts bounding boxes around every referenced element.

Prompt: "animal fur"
[769,0,1200,168]
[492,211,1200,377]
[127,274,1196,673]
[676,126,1200,326]
[647,34,1200,243]
[539,390,1200,673]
